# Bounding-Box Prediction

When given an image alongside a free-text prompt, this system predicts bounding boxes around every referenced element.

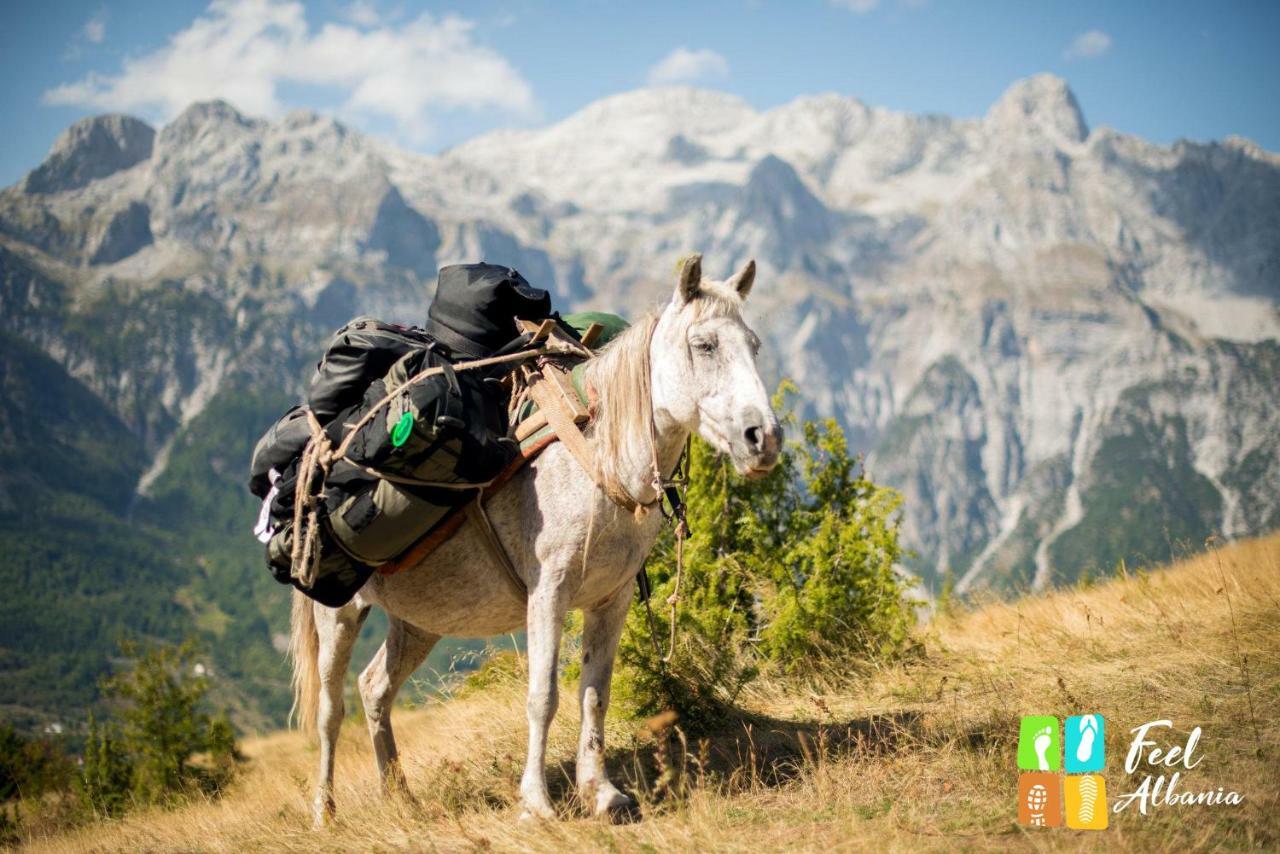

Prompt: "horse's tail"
[288,589,320,735]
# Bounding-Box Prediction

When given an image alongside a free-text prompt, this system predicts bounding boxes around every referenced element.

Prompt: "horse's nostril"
[745,425,764,450]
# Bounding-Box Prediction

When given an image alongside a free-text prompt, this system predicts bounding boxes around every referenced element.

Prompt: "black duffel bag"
[425,263,552,359]
[308,317,438,424]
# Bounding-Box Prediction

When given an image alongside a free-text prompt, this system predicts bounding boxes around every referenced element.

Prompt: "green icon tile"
[1017,715,1061,771]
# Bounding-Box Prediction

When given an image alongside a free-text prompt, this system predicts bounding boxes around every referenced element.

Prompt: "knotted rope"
[290,409,333,589]
[288,346,549,588]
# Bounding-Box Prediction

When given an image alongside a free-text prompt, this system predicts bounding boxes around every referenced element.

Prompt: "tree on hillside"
[616,384,915,728]
[80,640,241,816]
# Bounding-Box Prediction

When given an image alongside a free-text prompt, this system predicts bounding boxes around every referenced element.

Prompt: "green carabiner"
[390,410,414,447]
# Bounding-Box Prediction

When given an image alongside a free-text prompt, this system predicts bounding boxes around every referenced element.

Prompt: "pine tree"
[96,640,240,806]
[79,714,131,817]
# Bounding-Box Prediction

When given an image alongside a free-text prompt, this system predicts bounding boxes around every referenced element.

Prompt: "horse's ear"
[728,259,756,298]
[677,253,703,303]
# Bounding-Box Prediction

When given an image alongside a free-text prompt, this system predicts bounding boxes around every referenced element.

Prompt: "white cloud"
[83,9,107,44]
[341,0,380,27]
[43,0,535,144]
[830,0,879,13]
[647,47,730,86]
[1064,29,1112,60]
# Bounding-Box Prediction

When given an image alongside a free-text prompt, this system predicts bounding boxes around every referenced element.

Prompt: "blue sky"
[2,0,1278,188]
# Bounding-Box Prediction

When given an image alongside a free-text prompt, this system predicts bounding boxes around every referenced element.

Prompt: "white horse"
[290,254,782,823]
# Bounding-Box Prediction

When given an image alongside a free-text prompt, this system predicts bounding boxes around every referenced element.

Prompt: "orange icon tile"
[1017,772,1062,827]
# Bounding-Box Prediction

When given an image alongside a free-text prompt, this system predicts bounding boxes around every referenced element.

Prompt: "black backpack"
[249,404,312,500]
[249,264,551,607]
[308,317,438,424]
[340,347,511,484]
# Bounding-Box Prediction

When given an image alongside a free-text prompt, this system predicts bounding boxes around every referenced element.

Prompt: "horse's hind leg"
[358,616,438,796]
[313,602,368,826]
[576,586,634,816]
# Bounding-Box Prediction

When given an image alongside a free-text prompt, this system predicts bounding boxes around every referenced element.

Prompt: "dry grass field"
[17,534,1280,852]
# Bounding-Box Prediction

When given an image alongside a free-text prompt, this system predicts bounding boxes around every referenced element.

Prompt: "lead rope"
[643,410,692,664]
[661,443,690,663]
[290,409,333,588]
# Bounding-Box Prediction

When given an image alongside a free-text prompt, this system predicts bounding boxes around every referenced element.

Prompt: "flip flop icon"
[1076,714,1099,763]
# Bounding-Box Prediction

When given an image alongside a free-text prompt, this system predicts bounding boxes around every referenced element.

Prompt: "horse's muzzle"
[737,415,782,478]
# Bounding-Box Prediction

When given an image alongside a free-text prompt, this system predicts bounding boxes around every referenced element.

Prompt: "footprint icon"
[1076,714,1098,763]
[1033,725,1053,771]
[1065,774,1107,829]
[1018,715,1060,771]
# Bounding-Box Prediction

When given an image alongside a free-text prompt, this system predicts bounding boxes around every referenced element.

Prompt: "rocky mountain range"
[1,74,1277,725]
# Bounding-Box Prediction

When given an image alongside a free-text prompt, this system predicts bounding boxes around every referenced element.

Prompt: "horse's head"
[652,254,782,478]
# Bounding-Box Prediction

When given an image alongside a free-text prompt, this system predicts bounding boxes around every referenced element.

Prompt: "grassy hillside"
[17,534,1279,852]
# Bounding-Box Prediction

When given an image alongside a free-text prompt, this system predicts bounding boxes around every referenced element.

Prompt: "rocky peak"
[738,154,833,253]
[985,73,1088,144]
[22,114,155,194]
[156,100,262,150]
[278,109,352,143]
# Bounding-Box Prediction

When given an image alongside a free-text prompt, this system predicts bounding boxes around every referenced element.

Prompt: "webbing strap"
[464,498,527,600]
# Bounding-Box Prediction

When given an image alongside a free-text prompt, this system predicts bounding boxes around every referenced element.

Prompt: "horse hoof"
[518,799,557,821]
[595,785,639,822]
[312,797,336,829]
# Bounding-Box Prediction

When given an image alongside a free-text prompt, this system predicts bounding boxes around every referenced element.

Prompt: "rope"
[289,409,332,588]
[657,439,690,664]
[288,345,548,590]
[332,346,548,462]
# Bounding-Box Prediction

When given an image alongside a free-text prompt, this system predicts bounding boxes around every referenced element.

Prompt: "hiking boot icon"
[1064,774,1108,829]
[1017,772,1062,827]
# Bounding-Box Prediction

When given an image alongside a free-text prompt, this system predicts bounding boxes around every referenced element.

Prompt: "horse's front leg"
[520,574,570,820]
[576,585,634,816]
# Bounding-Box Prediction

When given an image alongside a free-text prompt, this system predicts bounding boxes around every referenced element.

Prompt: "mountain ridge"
[1,74,1277,726]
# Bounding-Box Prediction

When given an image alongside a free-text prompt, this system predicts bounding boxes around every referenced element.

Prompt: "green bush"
[0,724,74,803]
[757,419,912,663]
[79,640,241,816]
[615,385,914,728]
[80,715,131,818]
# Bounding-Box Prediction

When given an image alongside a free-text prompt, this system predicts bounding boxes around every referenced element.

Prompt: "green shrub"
[615,385,914,728]
[79,715,131,818]
[79,640,241,815]
[756,419,912,663]
[0,724,75,803]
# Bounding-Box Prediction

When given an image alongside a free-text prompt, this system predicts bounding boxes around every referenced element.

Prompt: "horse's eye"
[692,338,717,356]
